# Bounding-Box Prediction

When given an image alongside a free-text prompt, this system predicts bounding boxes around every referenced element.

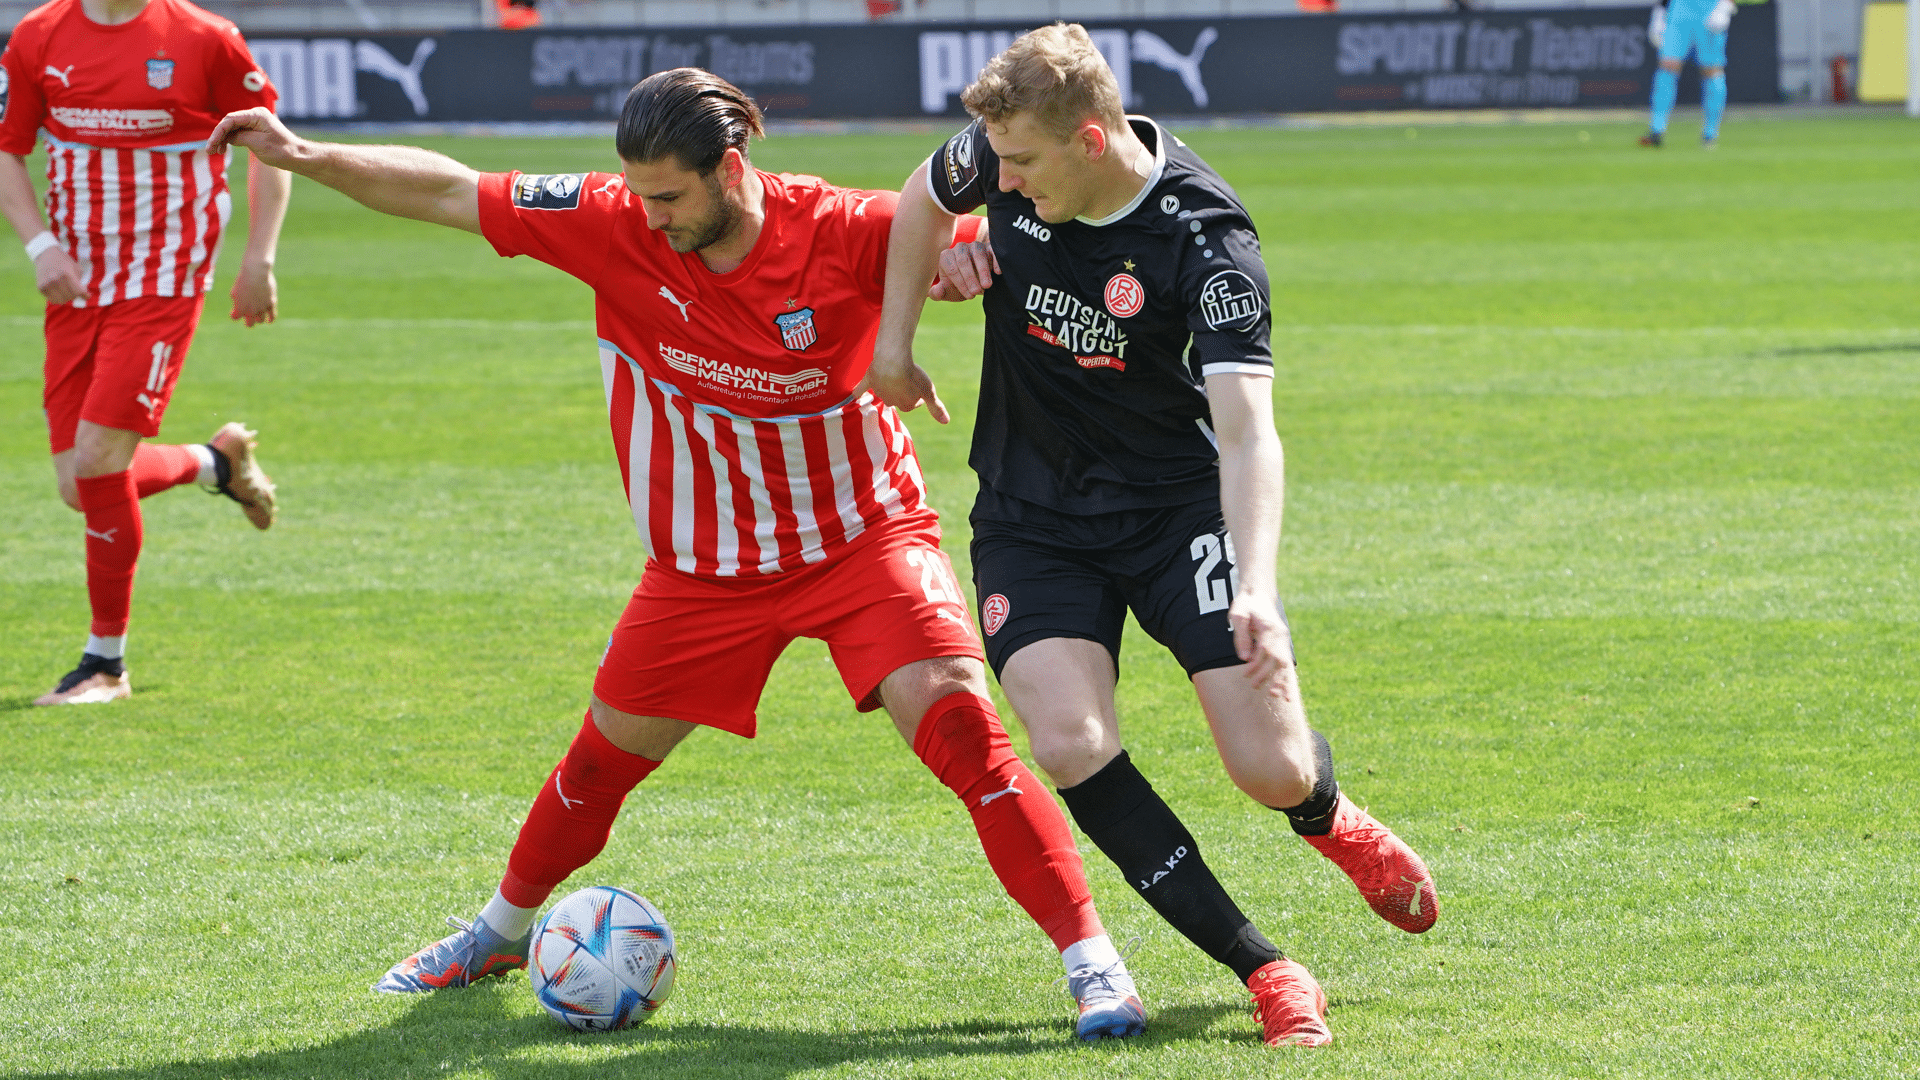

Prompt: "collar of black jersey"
[1076,117,1170,229]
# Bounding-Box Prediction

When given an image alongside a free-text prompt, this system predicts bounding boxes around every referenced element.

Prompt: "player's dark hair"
[616,68,764,175]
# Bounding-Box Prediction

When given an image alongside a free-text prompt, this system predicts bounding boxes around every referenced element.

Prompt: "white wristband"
[25,231,59,261]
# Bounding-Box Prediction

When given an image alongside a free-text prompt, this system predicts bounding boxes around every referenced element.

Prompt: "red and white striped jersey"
[0,0,277,307]
[479,170,982,579]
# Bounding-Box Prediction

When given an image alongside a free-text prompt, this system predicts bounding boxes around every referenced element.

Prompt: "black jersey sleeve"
[926,120,996,215]
[1179,207,1273,378]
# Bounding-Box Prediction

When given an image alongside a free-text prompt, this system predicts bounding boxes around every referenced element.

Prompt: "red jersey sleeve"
[0,27,47,156]
[478,170,621,286]
[840,188,897,305]
[206,24,278,115]
[834,189,984,305]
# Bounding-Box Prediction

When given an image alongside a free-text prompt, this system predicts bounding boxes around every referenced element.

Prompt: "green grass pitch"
[2,110,1916,1078]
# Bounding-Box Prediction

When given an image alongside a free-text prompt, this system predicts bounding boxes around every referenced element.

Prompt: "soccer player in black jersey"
[870,23,1440,1048]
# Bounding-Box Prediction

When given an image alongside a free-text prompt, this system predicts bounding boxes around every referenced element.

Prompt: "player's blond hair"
[960,23,1126,143]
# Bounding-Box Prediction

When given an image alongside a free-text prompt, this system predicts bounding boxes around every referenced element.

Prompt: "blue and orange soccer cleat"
[1303,793,1440,934]
[373,914,531,994]
[1067,962,1147,1042]
[1248,959,1331,1047]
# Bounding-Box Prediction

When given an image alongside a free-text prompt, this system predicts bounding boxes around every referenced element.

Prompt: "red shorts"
[593,511,984,738]
[42,296,206,454]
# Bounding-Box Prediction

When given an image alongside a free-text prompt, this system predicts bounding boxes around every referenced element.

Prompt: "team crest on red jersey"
[774,307,818,351]
[146,58,176,90]
[1103,273,1144,318]
[982,593,1010,636]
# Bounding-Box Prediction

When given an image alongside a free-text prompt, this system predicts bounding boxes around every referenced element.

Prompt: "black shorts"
[968,488,1291,679]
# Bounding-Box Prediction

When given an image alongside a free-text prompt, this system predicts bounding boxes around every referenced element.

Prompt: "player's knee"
[1024,715,1112,788]
[1702,66,1724,78]
[882,655,988,727]
[58,482,84,512]
[1659,58,1683,73]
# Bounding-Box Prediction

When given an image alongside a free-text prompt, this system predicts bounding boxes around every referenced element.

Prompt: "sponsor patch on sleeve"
[512,172,585,211]
[1197,269,1264,332]
[942,125,979,193]
[0,65,10,119]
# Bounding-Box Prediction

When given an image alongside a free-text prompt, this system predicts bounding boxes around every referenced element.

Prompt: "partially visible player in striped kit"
[210,68,1150,1040]
[1,0,289,705]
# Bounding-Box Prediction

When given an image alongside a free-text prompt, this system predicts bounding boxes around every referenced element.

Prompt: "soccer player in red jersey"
[208,69,1148,1040]
[1,0,289,705]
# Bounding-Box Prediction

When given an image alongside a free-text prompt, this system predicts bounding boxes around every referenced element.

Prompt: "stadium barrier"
[1,6,1778,124]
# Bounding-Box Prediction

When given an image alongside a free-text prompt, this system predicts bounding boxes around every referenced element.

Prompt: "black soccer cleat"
[1638,131,1664,148]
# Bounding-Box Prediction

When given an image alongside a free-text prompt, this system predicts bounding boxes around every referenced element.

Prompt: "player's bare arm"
[871,158,959,424]
[1207,371,1292,698]
[230,153,291,326]
[1,152,85,305]
[208,107,481,235]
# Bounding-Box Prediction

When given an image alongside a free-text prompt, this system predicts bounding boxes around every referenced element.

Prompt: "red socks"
[914,692,1104,951]
[500,712,662,908]
[499,696,1104,950]
[129,442,202,498]
[76,471,142,637]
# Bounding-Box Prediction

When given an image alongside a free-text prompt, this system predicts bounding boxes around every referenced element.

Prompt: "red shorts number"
[42,296,206,453]
[592,511,983,738]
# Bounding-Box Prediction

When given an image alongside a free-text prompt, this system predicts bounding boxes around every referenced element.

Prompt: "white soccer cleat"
[207,422,277,530]
[1068,962,1148,1041]
[34,655,131,706]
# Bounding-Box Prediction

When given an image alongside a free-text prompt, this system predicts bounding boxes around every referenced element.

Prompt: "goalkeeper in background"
[1641,0,1738,147]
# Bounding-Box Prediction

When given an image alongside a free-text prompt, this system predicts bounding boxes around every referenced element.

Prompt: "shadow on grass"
[1760,342,1920,357]
[27,985,1249,1079]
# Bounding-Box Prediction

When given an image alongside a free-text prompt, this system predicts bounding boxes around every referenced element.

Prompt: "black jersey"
[928,116,1273,516]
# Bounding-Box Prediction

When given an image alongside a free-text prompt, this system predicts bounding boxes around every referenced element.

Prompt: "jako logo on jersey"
[146,59,176,90]
[1137,845,1190,890]
[513,173,583,210]
[982,593,1010,636]
[658,342,828,397]
[774,307,818,351]
[1012,215,1051,242]
[1103,272,1144,318]
[1199,269,1263,332]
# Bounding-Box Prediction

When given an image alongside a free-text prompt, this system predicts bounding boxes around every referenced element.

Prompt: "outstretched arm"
[1207,371,1292,698]
[869,157,959,424]
[207,107,481,235]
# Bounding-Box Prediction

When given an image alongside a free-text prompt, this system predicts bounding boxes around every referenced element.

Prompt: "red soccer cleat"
[1302,794,1439,933]
[1247,959,1331,1047]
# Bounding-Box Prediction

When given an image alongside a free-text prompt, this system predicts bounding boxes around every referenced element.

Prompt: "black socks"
[205,442,232,491]
[1059,751,1283,984]
[79,652,125,678]
[1277,729,1340,836]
